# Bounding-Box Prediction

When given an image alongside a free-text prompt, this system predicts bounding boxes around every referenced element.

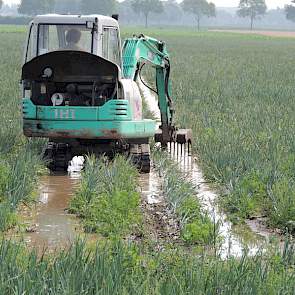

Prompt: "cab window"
[25,24,35,62]
[37,24,93,55]
[102,27,121,66]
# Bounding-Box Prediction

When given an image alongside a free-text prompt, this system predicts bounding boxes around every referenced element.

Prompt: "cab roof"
[32,14,119,27]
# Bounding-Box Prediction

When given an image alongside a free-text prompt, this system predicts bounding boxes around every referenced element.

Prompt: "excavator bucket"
[174,129,193,145]
[154,128,193,154]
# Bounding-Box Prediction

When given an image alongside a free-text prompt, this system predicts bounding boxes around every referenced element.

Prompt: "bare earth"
[211,29,295,38]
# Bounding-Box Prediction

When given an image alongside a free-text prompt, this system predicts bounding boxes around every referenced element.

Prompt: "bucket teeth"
[154,128,192,155]
[154,128,193,145]
[175,129,193,145]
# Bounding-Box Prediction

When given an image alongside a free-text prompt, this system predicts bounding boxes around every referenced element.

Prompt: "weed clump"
[70,156,142,237]
[153,150,217,245]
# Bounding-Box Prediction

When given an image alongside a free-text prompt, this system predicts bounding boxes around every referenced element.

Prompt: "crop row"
[0,31,44,232]
[70,155,142,238]
[0,238,294,294]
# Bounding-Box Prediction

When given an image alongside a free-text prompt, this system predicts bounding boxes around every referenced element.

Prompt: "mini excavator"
[21,14,192,173]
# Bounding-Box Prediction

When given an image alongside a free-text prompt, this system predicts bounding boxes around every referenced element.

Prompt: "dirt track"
[211,29,295,38]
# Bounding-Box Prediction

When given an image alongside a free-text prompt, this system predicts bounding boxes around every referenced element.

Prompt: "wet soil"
[139,169,181,249]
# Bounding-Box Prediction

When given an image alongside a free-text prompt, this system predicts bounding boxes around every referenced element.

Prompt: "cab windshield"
[37,24,93,56]
[25,22,121,67]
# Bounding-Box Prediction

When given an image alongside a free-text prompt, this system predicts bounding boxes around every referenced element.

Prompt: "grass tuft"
[70,155,142,237]
[153,150,217,246]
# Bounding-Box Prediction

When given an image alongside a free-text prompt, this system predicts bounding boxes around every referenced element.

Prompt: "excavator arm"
[122,35,192,147]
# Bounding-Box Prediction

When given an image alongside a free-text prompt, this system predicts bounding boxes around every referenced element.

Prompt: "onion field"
[0,25,295,293]
[131,28,295,231]
[169,32,295,230]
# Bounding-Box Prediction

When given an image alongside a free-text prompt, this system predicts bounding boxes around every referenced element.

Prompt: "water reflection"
[24,157,83,250]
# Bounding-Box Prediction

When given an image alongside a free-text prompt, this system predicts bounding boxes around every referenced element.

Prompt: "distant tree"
[18,0,33,15]
[80,0,117,15]
[181,0,216,31]
[18,0,55,16]
[0,0,3,11]
[131,0,164,28]
[237,0,267,30]
[285,0,295,22]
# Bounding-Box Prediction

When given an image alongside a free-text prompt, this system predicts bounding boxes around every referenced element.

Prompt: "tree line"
[17,0,217,29]
[2,0,295,30]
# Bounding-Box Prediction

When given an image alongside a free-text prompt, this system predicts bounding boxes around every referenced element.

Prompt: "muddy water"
[23,157,84,251]
[24,174,80,250]
[138,80,279,258]
[170,147,269,258]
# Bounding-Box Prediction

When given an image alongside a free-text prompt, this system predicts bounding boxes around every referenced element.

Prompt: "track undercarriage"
[43,139,151,173]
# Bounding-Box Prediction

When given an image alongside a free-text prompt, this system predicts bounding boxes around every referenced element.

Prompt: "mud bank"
[139,169,180,249]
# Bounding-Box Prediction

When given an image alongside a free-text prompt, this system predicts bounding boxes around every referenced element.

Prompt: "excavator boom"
[122,35,192,148]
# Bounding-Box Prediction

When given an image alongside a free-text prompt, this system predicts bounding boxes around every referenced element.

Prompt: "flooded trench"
[139,80,281,257]
[20,157,84,251]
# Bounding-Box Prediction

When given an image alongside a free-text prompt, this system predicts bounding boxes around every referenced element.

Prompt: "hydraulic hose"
[139,63,158,95]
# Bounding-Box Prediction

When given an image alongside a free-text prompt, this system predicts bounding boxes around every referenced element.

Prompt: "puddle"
[23,157,83,251]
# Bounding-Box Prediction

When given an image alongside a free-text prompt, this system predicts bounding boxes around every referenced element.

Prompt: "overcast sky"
[2,0,292,9]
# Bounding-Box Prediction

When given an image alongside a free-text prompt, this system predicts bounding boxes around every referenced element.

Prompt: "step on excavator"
[21,14,192,173]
